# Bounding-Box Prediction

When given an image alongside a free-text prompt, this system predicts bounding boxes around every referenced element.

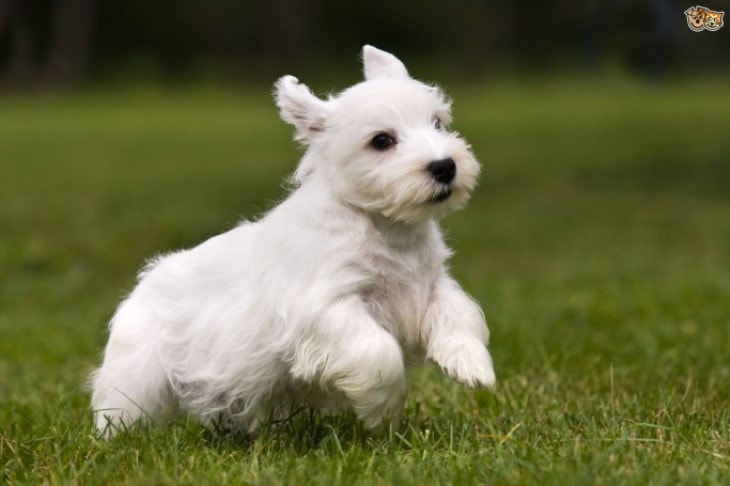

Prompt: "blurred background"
[0,0,730,88]
[1,0,729,459]
[1,0,729,87]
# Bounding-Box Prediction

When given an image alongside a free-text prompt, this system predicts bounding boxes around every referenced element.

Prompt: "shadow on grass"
[201,408,397,455]
[193,404,484,457]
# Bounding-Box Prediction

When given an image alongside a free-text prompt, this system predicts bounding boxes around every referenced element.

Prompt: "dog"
[91,45,495,437]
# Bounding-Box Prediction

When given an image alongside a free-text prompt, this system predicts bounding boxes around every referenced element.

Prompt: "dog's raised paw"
[435,340,496,389]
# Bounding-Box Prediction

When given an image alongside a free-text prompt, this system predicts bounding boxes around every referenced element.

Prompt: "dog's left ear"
[274,75,330,143]
[362,45,409,80]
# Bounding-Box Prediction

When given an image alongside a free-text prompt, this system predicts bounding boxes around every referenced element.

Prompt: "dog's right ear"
[362,45,409,80]
[274,75,329,143]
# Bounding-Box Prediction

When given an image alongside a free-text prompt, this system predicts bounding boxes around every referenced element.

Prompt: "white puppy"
[91,45,495,437]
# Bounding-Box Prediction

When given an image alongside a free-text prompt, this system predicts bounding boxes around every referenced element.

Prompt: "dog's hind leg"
[90,299,174,437]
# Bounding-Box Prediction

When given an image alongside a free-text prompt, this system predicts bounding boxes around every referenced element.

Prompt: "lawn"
[1,74,729,484]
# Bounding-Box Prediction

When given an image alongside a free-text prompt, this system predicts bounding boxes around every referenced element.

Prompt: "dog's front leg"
[294,297,407,429]
[422,275,496,388]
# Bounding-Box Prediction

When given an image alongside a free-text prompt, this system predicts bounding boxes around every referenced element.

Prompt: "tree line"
[1,0,726,88]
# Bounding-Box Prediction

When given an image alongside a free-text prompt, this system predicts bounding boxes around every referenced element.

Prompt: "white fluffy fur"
[91,45,495,437]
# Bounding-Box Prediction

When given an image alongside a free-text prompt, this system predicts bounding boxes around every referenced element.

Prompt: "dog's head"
[274,45,481,224]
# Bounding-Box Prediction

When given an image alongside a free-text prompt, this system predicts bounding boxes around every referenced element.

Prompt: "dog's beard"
[429,186,453,204]
[373,181,471,223]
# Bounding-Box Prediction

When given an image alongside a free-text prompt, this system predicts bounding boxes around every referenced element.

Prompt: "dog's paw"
[431,338,496,389]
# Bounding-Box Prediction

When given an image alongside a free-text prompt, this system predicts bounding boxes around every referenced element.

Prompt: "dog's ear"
[274,75,329,142]
[362,45,409,80]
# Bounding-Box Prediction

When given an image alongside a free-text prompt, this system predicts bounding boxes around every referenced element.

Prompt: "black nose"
[427,158,456,184]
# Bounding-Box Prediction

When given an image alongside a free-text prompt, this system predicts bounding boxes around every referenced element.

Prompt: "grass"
[1,73,729,484]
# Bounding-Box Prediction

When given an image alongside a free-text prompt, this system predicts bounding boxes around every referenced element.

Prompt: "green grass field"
[2,74,729,484]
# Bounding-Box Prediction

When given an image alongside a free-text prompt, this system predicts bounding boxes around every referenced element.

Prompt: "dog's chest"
[357,241,439,350]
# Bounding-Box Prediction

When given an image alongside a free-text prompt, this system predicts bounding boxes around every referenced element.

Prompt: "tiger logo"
[685,5,725,31]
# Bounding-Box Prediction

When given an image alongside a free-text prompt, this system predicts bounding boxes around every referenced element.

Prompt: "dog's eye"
[434,117,442,130]
[371,133,396,150]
